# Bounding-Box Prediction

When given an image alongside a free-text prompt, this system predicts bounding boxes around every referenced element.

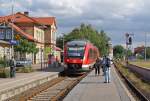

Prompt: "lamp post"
[62,33,65,65]
[41,48,43,70]
[11,0,14,58]
[62,34,65,65]
[125,33,129,64]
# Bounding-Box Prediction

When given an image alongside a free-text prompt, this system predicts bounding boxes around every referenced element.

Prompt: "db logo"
[73,60,76,63]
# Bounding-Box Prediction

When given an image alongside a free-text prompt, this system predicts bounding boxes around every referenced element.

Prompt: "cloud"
[1,0,150,47]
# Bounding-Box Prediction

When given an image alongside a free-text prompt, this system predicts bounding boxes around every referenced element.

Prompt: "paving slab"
[64,65,135,101]
[0,66,63,101]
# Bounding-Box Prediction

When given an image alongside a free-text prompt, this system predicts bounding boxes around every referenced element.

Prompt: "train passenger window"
[88,49,93,59]
[88,49,97,59]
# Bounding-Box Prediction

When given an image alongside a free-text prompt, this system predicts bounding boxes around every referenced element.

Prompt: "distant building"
[134,46,145,57]
[108,41,113,59]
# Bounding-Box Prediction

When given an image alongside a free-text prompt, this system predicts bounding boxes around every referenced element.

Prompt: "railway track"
[127,64,150,82]
[114,62,150,101]
[25,72,89,101]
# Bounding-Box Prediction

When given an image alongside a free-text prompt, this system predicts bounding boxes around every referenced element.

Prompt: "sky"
[1,0,150,48]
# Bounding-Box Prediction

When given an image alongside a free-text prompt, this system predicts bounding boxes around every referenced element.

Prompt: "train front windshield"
[67,47,84,58]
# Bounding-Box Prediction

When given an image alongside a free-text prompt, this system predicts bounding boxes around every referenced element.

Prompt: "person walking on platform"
[94,57,100,76]
[103,56,111,83]
[9,56,16,78]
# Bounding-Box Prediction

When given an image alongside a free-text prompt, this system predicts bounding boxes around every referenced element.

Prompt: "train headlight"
[67,59,69,62]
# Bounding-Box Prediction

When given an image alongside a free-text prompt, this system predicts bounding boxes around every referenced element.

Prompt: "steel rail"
[114,62,149,101]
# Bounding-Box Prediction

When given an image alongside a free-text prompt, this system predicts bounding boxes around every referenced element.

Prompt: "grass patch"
[130,61,150,68]
[114,61,150,98]
[0,68,10,78]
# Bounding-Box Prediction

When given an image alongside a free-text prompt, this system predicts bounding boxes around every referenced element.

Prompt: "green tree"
[113,45,125,59]
[56,24,110,56]
[137,54,144,59]
[127,49,133,57]
[56,36,64,49]
[146,47,150,59]
[14,39,39,59]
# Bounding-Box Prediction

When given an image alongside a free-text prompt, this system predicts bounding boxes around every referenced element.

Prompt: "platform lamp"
[41,48,43,70]
[62,33,65,65]
[11,0,15,59]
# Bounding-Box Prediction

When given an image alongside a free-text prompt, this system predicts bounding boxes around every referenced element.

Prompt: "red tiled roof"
[9,23,35,41]
[0,12,56,27]
[0,12,56,43]
[134,46,144,54]
[33,17,56,26]
[0,12,41,25]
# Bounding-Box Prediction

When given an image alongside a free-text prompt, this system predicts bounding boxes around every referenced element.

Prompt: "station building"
[0,12,58,64]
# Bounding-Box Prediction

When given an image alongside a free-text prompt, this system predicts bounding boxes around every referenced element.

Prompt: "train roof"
[67,40,89,47]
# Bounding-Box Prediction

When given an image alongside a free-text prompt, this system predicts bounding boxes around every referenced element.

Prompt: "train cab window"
[67,47,84,58]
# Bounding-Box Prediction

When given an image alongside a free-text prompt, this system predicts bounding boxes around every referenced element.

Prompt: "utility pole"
[125,33,129,65]
[62,34,65,64]
[11,0,14,59]
[144,33,147,61]
[41,48,43,70]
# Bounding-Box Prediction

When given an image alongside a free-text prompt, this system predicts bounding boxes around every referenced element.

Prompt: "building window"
[38,31,40,41]
[42,33,44,42]
[39,32,41,42]
[36,30,38,40]
[5,29,12,40]
[0,29,5,39]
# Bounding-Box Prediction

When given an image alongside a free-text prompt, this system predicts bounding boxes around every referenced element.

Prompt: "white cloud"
[1,0,150,47]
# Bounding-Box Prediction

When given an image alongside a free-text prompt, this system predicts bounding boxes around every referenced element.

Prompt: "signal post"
[125,33,133,65]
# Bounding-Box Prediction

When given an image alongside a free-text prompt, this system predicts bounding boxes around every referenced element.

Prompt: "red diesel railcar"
[64,40,99,73]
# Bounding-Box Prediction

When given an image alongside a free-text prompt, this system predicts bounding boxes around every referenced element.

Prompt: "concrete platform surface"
[64,65,135,101]
[0,66,64,101]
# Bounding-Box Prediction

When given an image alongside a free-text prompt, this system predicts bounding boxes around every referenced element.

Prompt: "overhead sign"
[15,34,21,40]
[9,40,19,45]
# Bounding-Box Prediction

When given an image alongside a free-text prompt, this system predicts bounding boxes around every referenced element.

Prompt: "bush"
[0,68,10,78]
[136,54,144,60]
[16,66,34,73]
[0,59,9,68]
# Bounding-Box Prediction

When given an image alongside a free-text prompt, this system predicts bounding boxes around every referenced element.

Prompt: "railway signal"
[125,33,133,65]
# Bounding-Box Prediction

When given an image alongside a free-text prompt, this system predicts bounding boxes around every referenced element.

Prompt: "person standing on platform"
[94,57,100,76]
[9,56,16,78]
[104,56,111,83]
[102,56,106,76]
[55,56,60,67]
[48,54,52,68]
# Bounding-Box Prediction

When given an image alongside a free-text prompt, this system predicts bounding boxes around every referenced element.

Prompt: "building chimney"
[24,11,29,16]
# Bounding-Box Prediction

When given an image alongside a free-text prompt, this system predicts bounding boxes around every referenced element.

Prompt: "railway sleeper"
[29,72,89,101]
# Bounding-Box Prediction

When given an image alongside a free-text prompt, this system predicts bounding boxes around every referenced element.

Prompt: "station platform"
[0,65,64,101]
[64,65,135,101]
